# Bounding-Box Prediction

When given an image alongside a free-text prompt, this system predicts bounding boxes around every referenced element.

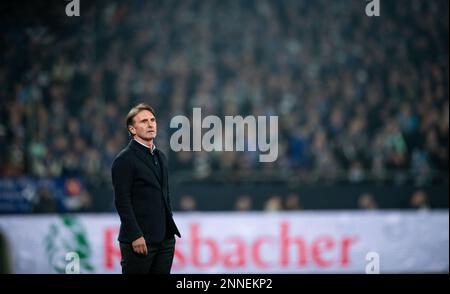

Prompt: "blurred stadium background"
[0,0,448,273]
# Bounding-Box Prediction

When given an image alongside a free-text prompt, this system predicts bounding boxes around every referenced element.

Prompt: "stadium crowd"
[0,0,448,211]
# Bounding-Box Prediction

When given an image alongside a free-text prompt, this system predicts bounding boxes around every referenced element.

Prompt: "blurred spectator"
[32,187,58,213]
[409,190,430,210]
[358,193,378,210]
[234,195,253,211]
[62,178,92,212]
[179,195,197,211]
[348,161,366,183]
[285,193,301,210]
[264,195,283,211]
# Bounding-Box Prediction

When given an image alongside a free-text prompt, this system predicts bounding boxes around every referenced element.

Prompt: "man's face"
[129,110,157,142]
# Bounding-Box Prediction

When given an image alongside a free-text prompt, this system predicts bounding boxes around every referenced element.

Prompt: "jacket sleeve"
[111,155,143,242]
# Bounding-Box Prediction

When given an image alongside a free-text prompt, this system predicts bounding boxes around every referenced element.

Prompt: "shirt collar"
[133,139,156,155]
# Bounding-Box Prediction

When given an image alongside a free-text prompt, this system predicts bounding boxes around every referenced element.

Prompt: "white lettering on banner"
[65,252,80,274]
[365,251,380,274]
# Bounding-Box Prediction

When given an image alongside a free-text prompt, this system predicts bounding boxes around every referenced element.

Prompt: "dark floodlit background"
[0,0,448,274]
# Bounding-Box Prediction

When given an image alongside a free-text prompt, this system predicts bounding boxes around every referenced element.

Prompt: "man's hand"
[132,236,148,255]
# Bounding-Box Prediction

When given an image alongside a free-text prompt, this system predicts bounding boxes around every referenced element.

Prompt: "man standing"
[111,103,180,274]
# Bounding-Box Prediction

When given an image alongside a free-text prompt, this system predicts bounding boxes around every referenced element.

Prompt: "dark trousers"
[119,237,176,274]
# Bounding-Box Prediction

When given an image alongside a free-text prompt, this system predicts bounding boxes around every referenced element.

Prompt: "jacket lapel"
[130,141,162,186]
[155,150,170,206]
[156,150,168,194]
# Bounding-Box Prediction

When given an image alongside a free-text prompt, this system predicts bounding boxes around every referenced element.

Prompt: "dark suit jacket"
[111,139,181,244]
